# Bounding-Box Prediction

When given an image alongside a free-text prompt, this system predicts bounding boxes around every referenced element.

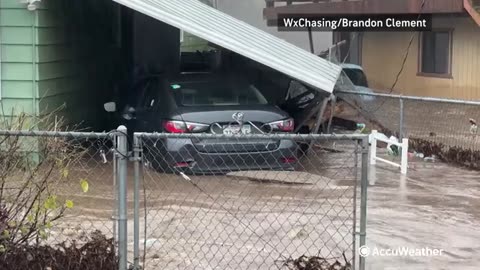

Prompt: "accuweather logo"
[358,245,444,257]
[359,246,371,257]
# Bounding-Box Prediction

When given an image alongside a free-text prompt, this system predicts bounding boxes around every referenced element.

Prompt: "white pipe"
[370,130,377,165]
[374,157,401,168]
[401,138,409,174]
[372,133,403,147]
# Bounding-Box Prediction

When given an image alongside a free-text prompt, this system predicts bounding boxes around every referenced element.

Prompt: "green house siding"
[0,0,37,118]
[36,1,87,128]
[35,0,119,130]
[1,0,117,130]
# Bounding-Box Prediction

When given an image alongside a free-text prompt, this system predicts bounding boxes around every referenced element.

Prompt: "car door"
[280,80,327,133]
[134,77,162,132]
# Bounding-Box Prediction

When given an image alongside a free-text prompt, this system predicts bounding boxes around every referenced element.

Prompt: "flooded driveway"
[365,159,480,270]
[52,150,480,270]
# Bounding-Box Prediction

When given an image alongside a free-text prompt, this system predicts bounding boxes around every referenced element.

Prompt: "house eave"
[264,0,465,20]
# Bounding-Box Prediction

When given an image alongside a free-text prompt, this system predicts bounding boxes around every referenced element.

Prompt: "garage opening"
[46,0,339,134]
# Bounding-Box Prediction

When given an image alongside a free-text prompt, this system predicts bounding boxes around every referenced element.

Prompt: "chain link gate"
[129,132,369,270]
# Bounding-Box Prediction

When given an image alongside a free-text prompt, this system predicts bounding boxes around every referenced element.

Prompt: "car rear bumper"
[146,138,298,174]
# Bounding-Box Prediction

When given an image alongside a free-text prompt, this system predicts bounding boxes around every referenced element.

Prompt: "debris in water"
[424,156,435,162]
[100,149,107,164]
[279,252,352,270]
[387,136,400,156]
[413,152,425,159]
[355,123,366,133]
[469,118,478,135]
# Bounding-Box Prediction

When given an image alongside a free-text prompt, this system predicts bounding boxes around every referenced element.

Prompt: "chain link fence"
[0,130,119,269]
[336,90,480,169]
[0,128,369,270]
[132,132,368,270]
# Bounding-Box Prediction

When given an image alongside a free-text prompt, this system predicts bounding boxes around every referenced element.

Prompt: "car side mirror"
[104,102,117,112]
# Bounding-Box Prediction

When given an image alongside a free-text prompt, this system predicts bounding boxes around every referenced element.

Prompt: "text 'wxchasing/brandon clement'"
[282,17,428,30]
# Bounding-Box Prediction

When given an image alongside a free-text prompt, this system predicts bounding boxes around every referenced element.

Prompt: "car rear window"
[343,68,369,87]
[170,80,268,106]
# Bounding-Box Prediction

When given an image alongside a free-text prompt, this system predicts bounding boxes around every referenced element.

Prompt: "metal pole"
[399,98,404,140]
[359,137,369,270]
[351,140,359,270]
[312,96,331,135]
[112,138,118,243]
[133,135,141,269]
[117,125,128,270]
[326,95,336,133]
[307,26,315,54]
[307,97,331,153]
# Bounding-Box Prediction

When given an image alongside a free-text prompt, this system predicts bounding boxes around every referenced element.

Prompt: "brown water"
[50,154,480,269]
[365,159,480,270]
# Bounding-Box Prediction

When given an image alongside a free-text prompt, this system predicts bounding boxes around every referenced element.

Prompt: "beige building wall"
[361,15,480,100]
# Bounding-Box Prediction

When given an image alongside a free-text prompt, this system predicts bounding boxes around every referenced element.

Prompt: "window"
[171,80,268,107]
[333,32,363,65]
[179,31,219,72]
[419,30,452,77]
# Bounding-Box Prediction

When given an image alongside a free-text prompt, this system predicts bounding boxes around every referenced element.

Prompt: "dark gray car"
[128,73,298,174]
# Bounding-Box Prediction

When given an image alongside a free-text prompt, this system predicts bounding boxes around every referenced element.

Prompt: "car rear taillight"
[280,157,297,164]
[163,120,209,133]
[268,118,294,132]
[173,162,190,168]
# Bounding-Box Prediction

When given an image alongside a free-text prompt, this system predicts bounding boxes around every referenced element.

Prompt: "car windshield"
[170,80,268,106]
[343,68,368,87]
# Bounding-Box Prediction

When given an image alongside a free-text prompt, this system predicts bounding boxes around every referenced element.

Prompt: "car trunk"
[173,105,289,153]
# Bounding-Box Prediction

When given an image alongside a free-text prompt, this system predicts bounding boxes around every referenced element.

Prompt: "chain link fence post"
[132,134,142,270]
[359,137,369,270]
[116,126,128,270]
[112,134,118,244]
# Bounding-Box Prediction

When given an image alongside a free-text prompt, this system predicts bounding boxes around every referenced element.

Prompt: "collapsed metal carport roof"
[112,0,342,94]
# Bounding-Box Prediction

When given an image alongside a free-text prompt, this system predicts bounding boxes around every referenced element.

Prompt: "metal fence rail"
[336,90,480,169]
[132,132,369,270]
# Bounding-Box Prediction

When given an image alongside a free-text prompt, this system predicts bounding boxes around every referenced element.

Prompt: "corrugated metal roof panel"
[113,0,341,93]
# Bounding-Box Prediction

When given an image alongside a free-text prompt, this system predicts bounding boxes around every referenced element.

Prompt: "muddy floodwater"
[51,151,480,270]
[365,159,480,270]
